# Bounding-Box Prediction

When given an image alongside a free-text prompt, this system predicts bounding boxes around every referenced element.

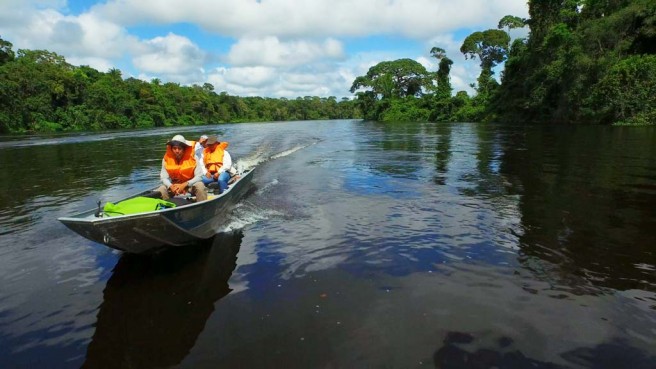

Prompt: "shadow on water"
[432,331,656,369]
[82,230,243,369]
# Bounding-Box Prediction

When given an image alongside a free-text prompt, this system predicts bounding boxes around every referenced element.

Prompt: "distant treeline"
[1,0,654,133]
[0,40,361,133]
[350,0,655,125]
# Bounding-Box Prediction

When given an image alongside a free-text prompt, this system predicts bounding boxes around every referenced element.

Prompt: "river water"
[0,120,654,368]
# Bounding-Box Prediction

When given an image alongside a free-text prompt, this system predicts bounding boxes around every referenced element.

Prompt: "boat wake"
[218,200,285,233]
[234,140,318,173]
[224,140,317,232]
[270,145,308,159]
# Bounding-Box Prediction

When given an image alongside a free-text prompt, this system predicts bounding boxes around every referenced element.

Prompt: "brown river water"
[0,120,654,368]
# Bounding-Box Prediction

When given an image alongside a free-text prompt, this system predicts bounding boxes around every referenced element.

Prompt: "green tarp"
[103,196,176,217]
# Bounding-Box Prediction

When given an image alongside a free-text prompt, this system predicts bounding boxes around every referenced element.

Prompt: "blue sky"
[0,0,528,99]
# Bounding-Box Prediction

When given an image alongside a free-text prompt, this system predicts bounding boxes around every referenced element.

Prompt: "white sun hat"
[167,134,192,147]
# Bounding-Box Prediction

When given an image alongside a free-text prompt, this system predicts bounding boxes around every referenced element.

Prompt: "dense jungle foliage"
[1,0,654,133]
[0,40,361,133]
[352,0,655,125]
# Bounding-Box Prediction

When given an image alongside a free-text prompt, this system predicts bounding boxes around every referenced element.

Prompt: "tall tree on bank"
[350,59,430,99]
[498,15,526,35]
[350,59,431,121]
[430,47,454,100]
[427,47,455,121]
[460,29,511,99]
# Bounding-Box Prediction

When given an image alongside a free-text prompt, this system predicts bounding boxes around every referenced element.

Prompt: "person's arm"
[218,151,232,173]
[160,160,172,188]
[196,146,207,175]
[187,161,204,187]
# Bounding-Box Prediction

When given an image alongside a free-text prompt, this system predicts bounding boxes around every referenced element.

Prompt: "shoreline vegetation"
[1,1,654,134]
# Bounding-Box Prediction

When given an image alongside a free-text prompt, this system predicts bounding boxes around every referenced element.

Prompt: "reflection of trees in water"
[451,123,514,200]
[352,121,430,178]
[433,331,656,369]
[82,231,242,369]
[499,127,656,293]
[433,123,452,185]
[0,135,166,219]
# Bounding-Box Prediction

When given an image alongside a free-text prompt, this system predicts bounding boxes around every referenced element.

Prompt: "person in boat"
[195,134,209,177]
[157,134,208,201]
[202,135,232,193]
[195,135,208,163]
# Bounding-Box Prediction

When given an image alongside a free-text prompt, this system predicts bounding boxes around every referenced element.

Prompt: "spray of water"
[234,141,318,173]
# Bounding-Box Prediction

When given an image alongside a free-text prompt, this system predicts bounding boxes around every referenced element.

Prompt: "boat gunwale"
[58,168,254,224]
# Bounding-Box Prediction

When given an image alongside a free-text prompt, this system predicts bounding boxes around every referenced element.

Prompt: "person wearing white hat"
[195,135,208,170]
[156,134,207,201]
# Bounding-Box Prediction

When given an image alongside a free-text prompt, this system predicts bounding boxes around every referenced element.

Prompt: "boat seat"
[143,190,163,199]
[142,189,193,205]
[206,182,229,195]
[169,197,194,206]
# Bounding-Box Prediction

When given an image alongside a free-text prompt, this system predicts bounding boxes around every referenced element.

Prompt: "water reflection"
[432,331,656,369]
[82,231,243,369]
[433,123,452,185]
[499,126,656,293]
[433,331,564,368]
[0,135,166,236]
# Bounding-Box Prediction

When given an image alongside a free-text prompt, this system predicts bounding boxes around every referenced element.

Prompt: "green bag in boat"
[103,196,176,217]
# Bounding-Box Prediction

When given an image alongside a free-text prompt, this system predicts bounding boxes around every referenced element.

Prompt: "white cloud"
[226,37,345,67]
[0,4,135,72]
[206,64,351,98]
[222,66,278,87]
[133,33,206,75]
[65,56,114,72]
[92,0,527,39]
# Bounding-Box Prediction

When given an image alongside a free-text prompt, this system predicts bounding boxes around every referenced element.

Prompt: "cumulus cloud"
[222,66,278,87]
[133,33,206,75]
[0,4,135,72]
[92,0,527,39]
[226,37,345,67]
[206,62,355,98]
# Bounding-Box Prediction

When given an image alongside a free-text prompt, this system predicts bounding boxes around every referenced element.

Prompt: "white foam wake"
[235,141,317,172]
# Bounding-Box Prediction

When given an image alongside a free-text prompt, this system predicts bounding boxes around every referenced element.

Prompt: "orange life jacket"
[203,142,229,173]
[163,141,197,183]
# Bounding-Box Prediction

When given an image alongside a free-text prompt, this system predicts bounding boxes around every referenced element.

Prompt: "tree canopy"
[0,37,361,133]
[350,0,655,125]
[350,59,430,99]
[492,0,656,124]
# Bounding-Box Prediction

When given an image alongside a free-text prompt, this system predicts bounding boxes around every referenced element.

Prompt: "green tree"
[430,47,454,100]
[461,29,511,97]
[498,15,527,34]
[350,59,430,99]
[0,36,15,65]
[591,54,656,125]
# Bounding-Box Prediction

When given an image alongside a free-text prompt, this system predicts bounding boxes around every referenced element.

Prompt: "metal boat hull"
[59,168,255,253]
